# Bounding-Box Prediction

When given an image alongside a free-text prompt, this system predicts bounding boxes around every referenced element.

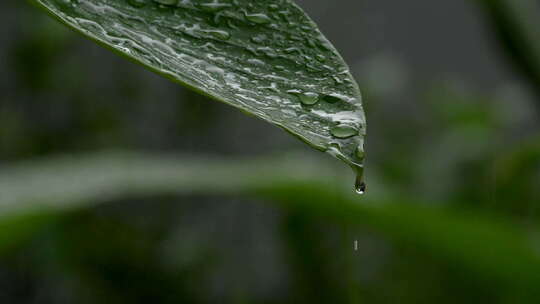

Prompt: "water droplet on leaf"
[330,124,358,139]
[322,94,344,103]
[198,2,230,12]
[287,90,319,105]
[245,13,272,24]
[299,92,319,105]
[268,4,280,11]
[257,47,277,58]
[284,47,302,55]
[127,0,146,7]
[315,54,326,62]
[152,0,177,6]
[250,35,266,44]
[206,29,230,40]
[55,0,76,8]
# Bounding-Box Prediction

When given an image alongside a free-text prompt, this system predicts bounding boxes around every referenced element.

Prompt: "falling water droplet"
[245,13,272,24]
[330,124,358,139]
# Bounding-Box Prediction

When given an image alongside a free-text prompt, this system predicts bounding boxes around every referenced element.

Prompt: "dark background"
[1,0,539,303]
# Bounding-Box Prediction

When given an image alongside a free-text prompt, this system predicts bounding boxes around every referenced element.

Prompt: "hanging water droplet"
[152,0,177,6]
[127,0,146,8]
[355,175,367,195]
[245,13,272,24]
[330,124,358,139]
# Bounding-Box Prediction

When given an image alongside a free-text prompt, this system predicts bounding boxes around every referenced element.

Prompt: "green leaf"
[31,0,367,183]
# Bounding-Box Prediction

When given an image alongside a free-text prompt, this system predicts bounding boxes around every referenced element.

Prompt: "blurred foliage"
[1,0,540,303]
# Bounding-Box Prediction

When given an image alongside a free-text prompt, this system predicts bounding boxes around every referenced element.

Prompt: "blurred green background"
[1,0,540,303]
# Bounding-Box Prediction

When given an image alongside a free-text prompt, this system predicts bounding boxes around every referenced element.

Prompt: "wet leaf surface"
[32,0,366,185]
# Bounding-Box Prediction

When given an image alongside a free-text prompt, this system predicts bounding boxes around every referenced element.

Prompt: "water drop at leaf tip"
[355,182,367,195]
